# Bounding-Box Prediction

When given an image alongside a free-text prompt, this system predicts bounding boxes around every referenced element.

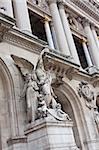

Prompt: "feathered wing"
[35,48,49,70]
[11,55,34,76]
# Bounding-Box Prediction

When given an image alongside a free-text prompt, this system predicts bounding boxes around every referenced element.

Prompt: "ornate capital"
[81,37,87,43]
[47,0,57,5]
[90,23,96,30]
[81,18,90,27]
[58,0,65,7]
[44,15,51,22]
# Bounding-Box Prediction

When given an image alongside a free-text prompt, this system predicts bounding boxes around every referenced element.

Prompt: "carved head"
[25,73,32,82]
[56,103,61,109]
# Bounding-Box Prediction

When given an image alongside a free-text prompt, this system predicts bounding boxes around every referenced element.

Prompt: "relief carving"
[11,55,39,123]
[94,107,99,132]
[78,81,94,109]
[11,49,71,123]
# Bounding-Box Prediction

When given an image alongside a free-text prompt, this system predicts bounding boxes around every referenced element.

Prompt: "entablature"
[43,49,80,80]
[42,49,99,87]
[64,0,99,28]
[0,12,15,42]
[27,0,50,16]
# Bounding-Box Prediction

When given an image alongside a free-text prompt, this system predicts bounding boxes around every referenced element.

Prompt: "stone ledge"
[0,12,15,42]
[43,50,80,80]
[7,136,27,146]
[25,117,73,135]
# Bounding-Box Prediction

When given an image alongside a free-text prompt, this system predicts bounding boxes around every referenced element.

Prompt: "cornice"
[27,0,51,16]
[71,0,99,21]
[3,27,47,54]
[0,12,15,42]
[64,0,99,28]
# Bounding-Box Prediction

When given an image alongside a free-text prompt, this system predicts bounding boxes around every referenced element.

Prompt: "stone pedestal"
[25,118,78,150]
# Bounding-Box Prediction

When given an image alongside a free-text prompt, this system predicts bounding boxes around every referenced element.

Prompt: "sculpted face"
[26,73,32,81]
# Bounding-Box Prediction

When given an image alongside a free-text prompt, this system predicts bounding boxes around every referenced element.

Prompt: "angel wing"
[11,55,34,76]
[35,48,49,70]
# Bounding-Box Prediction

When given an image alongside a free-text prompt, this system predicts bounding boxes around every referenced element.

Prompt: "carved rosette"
[78,81,94,109]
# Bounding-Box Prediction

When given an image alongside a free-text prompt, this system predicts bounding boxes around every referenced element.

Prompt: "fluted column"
[44,18,54,49]
[50,22,59,50]
[82,39,93,67]
[83,19,99,69]
[91,25,99,50]
[0,0,13,17]
[48,0,70,55]
[12,0,32,34]
[58,3,80,65]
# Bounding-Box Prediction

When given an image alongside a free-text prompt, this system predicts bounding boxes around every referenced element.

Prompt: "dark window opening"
[12,1,16,20]
[35,0,39,5]
[73,35,88,69]
[96,95,99,112]
[29,10,47,41]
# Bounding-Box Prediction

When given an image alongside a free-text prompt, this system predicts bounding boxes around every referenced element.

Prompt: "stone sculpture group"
[11,49,71,123]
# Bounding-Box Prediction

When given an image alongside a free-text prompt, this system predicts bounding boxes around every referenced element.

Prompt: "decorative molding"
[43,49,79,80]
[28,0,50,14]
[71,0,99,22]
[78,81,94,109]
[90,74,99,87]
[64,0,99,28]
[7,136,27,146]
[3,29,46,54]
[0,12,15,42]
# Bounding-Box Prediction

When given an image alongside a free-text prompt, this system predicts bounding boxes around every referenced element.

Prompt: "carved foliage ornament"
[78,81,94,109]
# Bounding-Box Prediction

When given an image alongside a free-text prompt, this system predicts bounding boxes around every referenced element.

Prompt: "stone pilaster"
[82,39,93,67]
[91,24,99,50]
[82,19,99,69]
[0,0,13,17]
[58,2,80,66]
[12,0,32,35]
[48,0,70,56]
[44,17,55,49]
[50,22,59,50]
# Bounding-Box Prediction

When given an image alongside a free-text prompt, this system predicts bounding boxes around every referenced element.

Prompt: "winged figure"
[11,55,39,122]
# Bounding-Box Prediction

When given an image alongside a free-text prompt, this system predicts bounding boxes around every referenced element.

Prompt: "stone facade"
[0,0,99,150]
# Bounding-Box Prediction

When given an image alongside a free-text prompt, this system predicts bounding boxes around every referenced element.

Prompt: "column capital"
[47,0,57,5]
[81,37,87,43]
[58,0,65,6]
[44,15,51,22]
[90,23,96,30]
[82,18,90,27]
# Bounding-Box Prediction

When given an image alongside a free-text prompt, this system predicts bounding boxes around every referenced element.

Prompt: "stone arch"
[53,82,90,150]
[0,56,24,149]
